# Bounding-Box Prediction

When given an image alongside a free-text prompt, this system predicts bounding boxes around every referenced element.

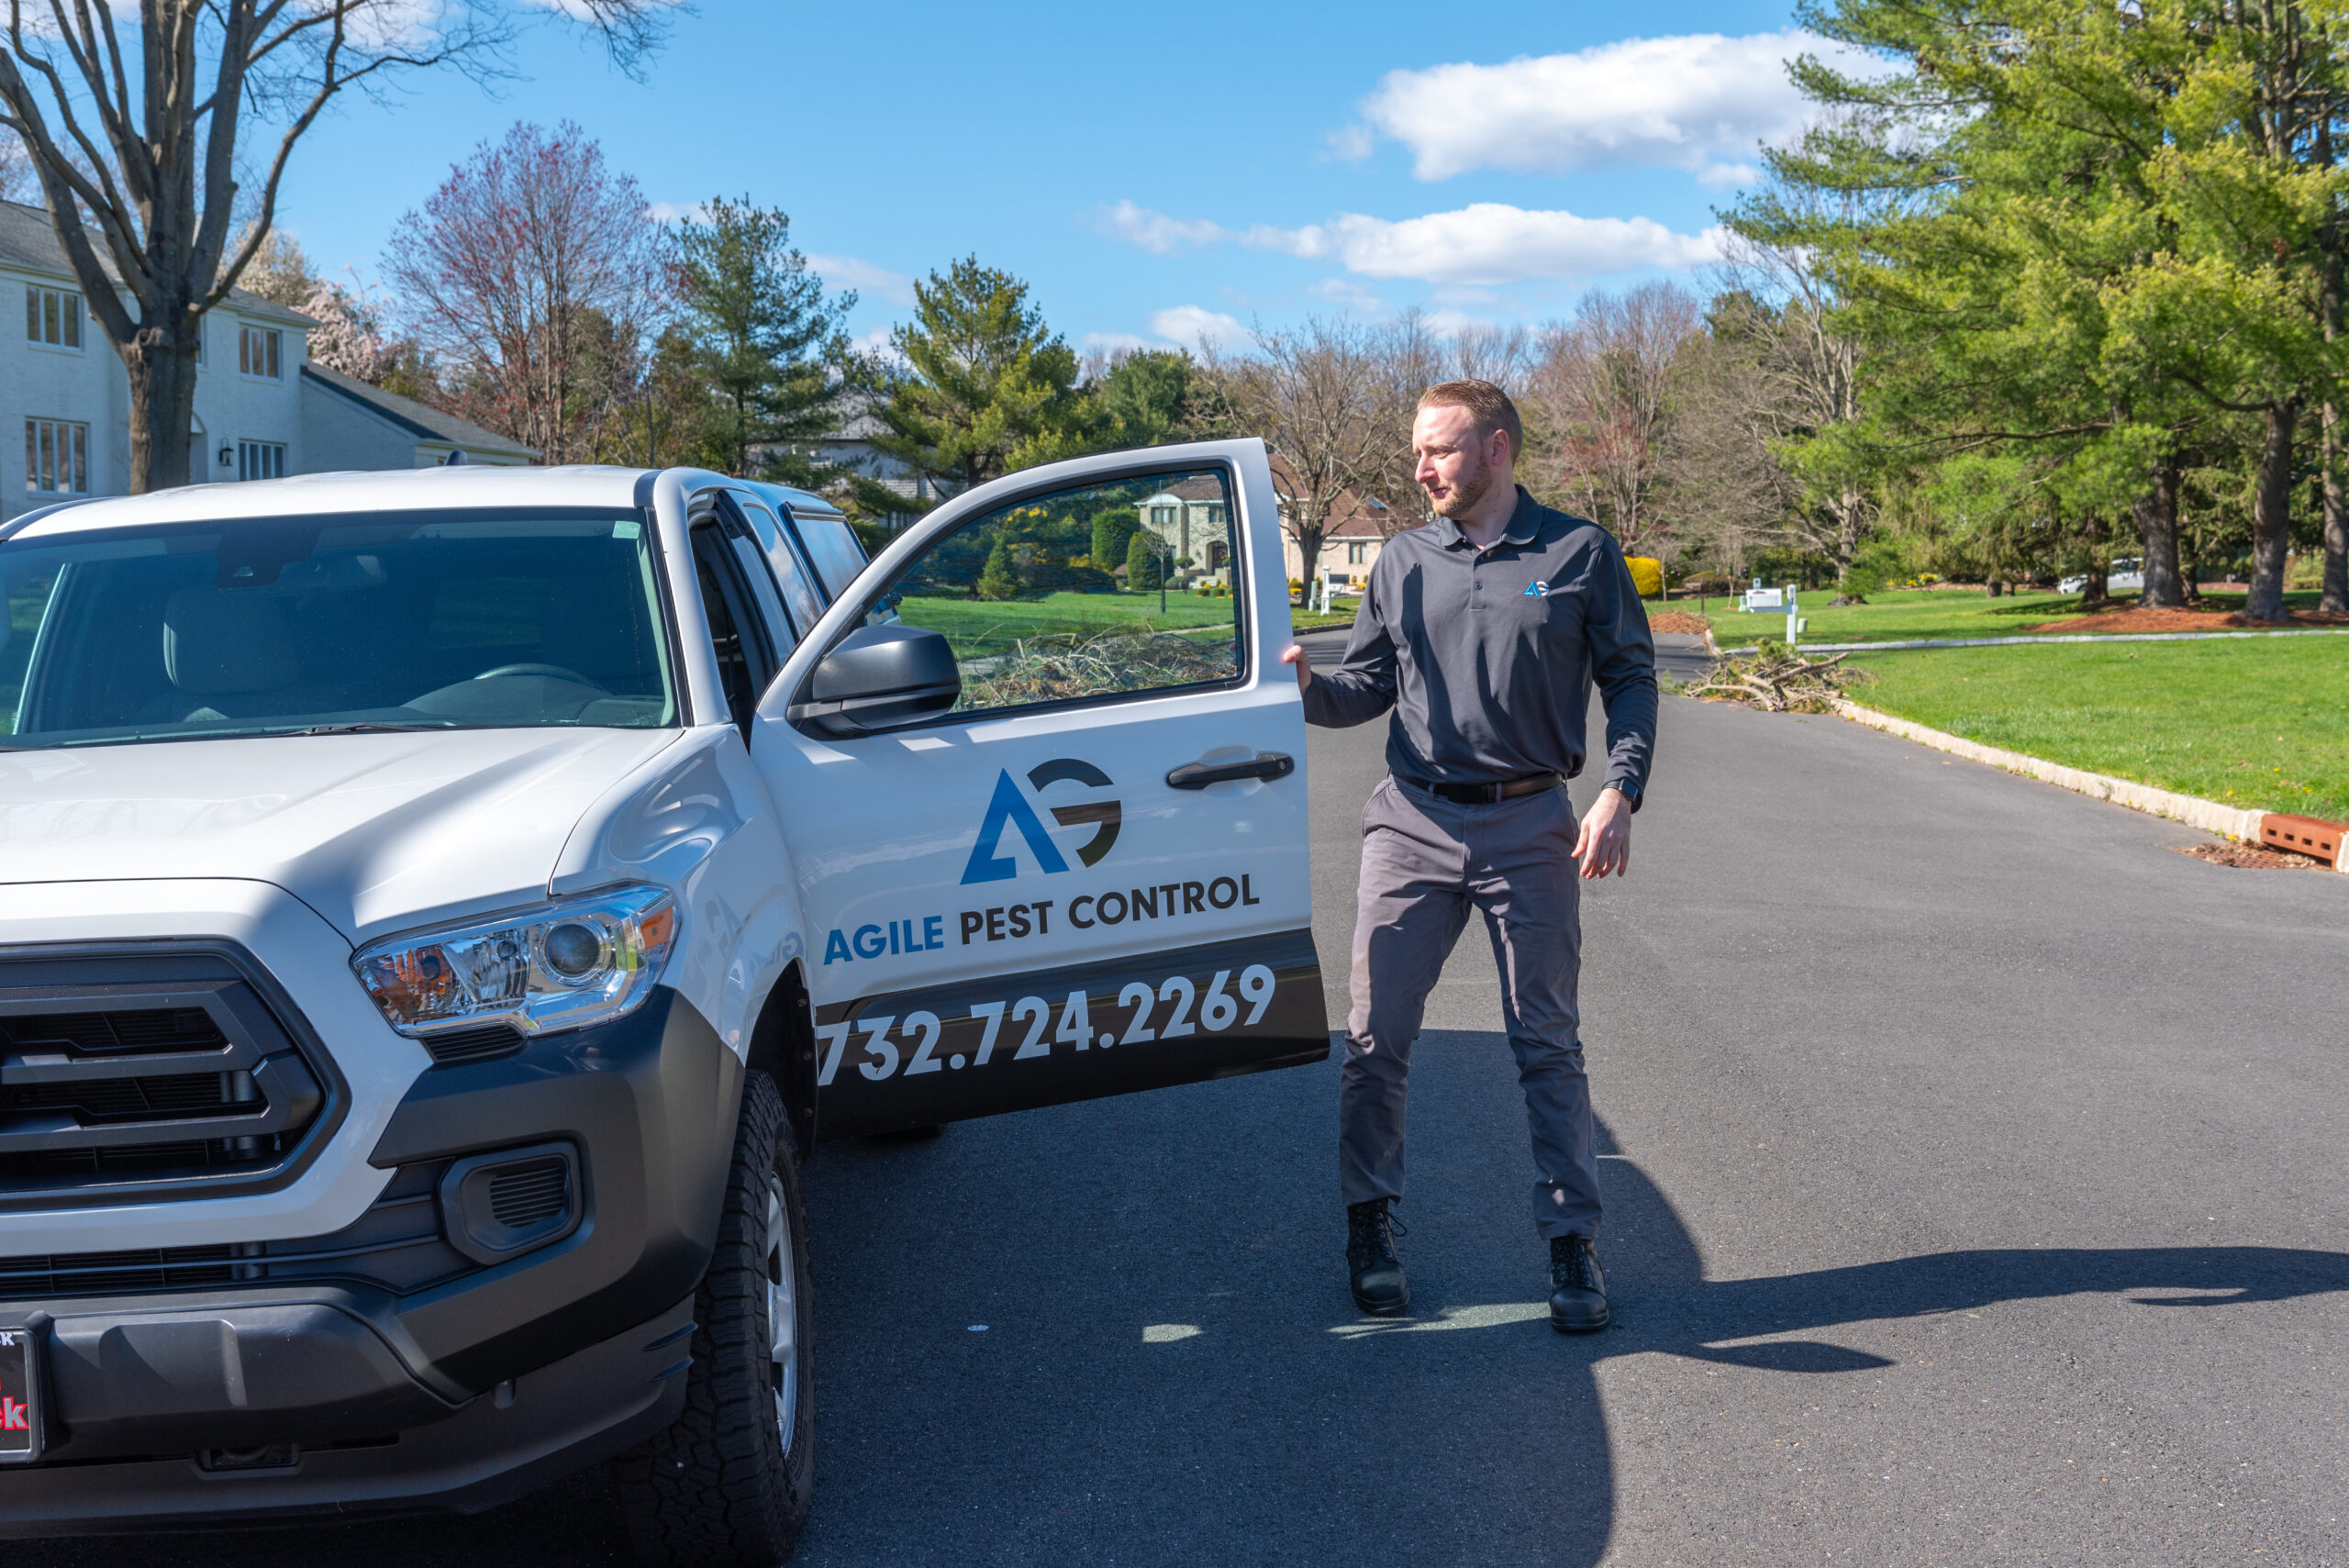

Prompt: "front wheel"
[616,1071,815,1566]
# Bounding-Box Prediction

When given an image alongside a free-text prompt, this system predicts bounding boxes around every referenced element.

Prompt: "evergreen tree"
[1097,350,1196,447]
[1091,510,1138,571]
[672,195,855,483]
[1125,527,1165,591]
[978,537,1021,600]
[846,258,1107,520]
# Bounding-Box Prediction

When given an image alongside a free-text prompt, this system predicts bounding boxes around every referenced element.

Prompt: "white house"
[0,199,528,522]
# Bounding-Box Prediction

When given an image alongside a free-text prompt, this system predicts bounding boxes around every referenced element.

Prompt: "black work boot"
[1548,1235,1609,1333]
[1345,1198,1409,1316]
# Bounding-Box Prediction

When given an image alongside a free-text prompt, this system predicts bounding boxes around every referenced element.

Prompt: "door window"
[729,495,826,639]
[690,522,777,732]
[864,467,1245,717]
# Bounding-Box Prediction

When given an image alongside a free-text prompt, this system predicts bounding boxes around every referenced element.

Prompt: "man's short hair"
[1418,379,1522,462]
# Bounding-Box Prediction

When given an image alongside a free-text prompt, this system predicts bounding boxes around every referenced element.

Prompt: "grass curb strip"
[1719,627,2349,657]
[1831,698,2347,867]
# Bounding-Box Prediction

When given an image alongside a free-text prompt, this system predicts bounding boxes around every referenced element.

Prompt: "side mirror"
[786,624,961,737]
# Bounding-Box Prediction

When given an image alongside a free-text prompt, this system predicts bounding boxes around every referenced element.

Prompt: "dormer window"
[239,325,282,379]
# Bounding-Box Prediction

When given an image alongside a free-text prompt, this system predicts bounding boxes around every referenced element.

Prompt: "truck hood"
[0,728,685,941]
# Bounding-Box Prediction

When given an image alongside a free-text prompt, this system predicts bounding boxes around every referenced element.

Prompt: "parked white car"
[2057,557,2144,595]
[0,445,1324,1561]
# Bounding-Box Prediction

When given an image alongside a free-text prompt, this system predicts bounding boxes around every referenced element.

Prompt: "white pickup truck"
[0,441,1324,1564]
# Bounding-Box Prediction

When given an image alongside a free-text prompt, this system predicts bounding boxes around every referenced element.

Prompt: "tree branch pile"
[1684,646,1874,714]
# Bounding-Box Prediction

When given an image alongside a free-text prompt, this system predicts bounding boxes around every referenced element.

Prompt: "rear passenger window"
[730,496,824,639]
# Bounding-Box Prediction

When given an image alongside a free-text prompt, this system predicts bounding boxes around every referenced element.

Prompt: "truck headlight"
[353,884,678,1039]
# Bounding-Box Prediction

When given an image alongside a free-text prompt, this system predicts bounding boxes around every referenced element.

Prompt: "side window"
[865,466,1244,716]
[730,496,826,638]
[690,522,777,732]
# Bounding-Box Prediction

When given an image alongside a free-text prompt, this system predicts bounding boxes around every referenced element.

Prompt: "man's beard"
[1426,454,1495,519]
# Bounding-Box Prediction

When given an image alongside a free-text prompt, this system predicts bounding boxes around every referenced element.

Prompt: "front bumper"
[0,984,739,1530]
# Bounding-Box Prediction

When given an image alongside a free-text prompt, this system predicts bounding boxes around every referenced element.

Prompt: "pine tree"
[846,258,1107,520]
[978,537,1022,600]
[672,195,855,483]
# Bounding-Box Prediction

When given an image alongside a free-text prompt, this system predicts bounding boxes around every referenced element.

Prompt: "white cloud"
[647,200,709,225]
[805,252,916,306]
[1323,124,1375,162]
[1097,200,1235,254]
[1149,306,1245,350]
[1083,330,1160,354]
[1103,197,1719,285]
[1307,276,1388,316]
[1356,30,1879,181]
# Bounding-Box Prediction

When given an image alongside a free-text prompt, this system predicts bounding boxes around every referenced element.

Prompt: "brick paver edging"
[1719,627,2349,656]
[1831,699,2348,872]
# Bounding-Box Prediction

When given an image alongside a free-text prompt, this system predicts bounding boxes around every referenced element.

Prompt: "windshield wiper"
[284,721,460,736]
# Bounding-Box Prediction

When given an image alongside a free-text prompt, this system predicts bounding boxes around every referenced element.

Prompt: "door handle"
[1165,751,1295,789]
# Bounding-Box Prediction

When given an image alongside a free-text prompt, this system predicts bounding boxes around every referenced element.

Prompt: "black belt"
[1395,771,1561,806]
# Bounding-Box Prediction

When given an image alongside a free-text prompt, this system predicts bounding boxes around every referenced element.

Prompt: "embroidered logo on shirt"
[1523,581,1551,597]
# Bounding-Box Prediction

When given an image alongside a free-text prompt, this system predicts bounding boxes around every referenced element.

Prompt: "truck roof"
[2,464,845,540]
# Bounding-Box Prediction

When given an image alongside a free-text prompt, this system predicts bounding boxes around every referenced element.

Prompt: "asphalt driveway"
[46,648,2349,1565]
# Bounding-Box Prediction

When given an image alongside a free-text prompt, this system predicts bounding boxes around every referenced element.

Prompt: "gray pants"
[1338,775,1601,1240]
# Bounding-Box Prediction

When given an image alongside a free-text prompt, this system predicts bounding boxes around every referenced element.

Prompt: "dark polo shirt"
[1300,485,1657,806]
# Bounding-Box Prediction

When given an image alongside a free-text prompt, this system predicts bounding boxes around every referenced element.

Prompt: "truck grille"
[0,948,337,1206]
[0,1161,473,1300]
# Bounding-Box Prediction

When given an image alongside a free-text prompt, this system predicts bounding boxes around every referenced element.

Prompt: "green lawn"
[1685,585,2333,646]
[899,589,1237,657]
[1846,638,2349,821]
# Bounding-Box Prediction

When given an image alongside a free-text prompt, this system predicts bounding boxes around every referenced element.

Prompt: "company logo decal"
[1523,581,1551,597]
[961,758,1121,884]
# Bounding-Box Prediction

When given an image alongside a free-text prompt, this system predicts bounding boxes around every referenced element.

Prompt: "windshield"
[1,510,678,749]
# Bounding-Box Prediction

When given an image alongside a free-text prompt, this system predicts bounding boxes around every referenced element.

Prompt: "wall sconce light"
[217,444,233,468]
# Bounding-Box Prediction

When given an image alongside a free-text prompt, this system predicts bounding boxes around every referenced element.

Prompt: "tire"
[615,1071,815,1566]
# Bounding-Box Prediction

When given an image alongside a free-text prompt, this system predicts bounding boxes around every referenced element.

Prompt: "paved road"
[49,640,2349,1565]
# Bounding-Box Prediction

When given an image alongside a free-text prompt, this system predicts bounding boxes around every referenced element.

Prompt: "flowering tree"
[384,121,669,464]
[0,1,671,491]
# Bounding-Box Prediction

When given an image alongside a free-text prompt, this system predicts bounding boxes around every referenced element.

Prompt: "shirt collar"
[1434,486,1542,550]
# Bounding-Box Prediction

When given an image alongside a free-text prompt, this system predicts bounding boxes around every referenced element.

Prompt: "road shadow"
[28,1049,2349,1568]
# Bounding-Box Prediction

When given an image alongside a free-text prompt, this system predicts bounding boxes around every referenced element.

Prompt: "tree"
[978,537,1021,600]
[847,258,1102,521]
[1529,283,1701,555]
[384,121,668,465]
[1125,524,1172,605]
[0,1,668,491]
[1203,316,1394,596]
[670,195,854,483]
[1096,349,1197,448]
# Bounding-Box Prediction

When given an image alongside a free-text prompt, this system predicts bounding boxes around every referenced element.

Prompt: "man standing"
[1282,380,1656,1333]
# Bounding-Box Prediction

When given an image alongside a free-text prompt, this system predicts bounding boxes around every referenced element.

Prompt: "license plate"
[0,1327,39,1463]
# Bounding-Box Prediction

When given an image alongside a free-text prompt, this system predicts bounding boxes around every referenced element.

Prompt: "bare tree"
[1204,316,1394,595]
[1356,310,1538,537]
[1528,282,1702,555]
[384,121,668,464]
[0,0,670,493]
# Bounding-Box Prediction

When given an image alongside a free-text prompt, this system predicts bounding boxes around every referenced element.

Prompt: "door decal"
[814,929,1325,1138]
[959,757,1122,883]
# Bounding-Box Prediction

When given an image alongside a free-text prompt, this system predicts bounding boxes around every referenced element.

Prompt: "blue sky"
[274,0,1835,355]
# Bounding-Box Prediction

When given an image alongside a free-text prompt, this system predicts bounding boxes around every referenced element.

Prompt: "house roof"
[0,198,315,327]
[301,362,537,460]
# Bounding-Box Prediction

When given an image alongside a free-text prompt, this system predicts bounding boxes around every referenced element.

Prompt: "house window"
[1348,542,1367,565]
[1151,505,1177,528]
[237,439,286,481]
[26,286,81,349]
[25,418,88,494]
[239,325,282,379]
[1205,503,1226,527]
